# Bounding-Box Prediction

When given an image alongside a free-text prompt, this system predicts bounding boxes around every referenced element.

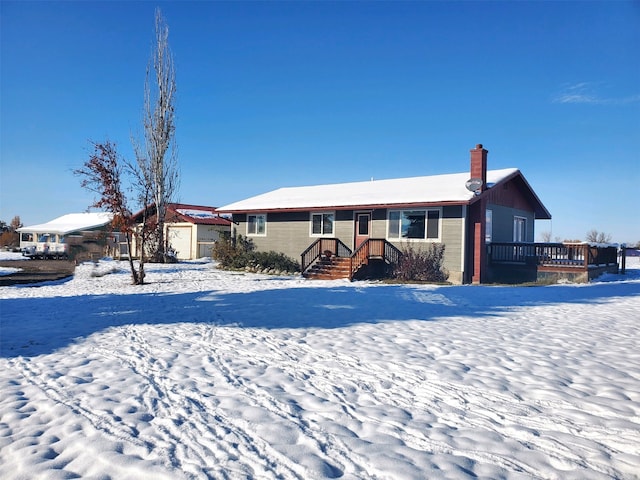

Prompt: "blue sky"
[1,1,639,243]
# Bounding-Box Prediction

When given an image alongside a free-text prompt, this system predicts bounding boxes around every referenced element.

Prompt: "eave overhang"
[469,170,552,220]
[217,200,470,215]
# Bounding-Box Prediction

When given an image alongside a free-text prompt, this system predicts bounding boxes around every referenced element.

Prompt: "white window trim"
[386,208,442,242]
[309,211,335,237]
[247,213,267,237]
[513,216,527,243]
[485,209,493,243]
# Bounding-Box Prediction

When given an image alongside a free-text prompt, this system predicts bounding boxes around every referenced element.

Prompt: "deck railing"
[488,242,619,268]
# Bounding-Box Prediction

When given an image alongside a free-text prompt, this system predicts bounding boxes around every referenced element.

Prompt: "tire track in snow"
[182,324,638,479]
[324,353,637,479]
[202,326,537,478]
[173,324,535,478]
[170,323,372,479]
[101,324,306,480]
[9,311,636,479]
[8,356,153,451]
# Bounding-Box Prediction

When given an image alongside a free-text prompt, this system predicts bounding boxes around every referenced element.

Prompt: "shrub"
[0,231,19,248]
[393,243,448,283]
[212,232,254,268]
[249,251,300,273]
[212,233,299,274]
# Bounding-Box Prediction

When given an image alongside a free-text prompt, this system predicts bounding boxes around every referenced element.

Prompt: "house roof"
[166,203,232,226]
[17,212,113,235]
[217,168,550,219]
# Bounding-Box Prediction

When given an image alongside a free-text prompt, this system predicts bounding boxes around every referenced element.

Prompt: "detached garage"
[166,225,193,260]
[164,204,232,260]
[132,203,232,260]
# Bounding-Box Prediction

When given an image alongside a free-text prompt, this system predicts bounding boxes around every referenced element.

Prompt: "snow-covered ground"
[1,252,639,480]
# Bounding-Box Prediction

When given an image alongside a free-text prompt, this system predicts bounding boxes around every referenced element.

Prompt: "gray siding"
[233,206,467,283]
[335,210,355,250]
[233,212,309,261]
[441,206,464,283]
[487,204,535,242]
[370,209,388,239]
[379,206,464,284]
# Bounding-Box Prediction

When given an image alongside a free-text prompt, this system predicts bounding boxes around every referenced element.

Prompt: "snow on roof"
[17,212,114,235]
[176,208,218,219]
[218,168,519,212]
[169,204,232,226]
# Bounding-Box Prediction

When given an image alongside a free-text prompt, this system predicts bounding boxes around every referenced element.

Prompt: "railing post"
[583,244,589,269]
[349,255,353,280]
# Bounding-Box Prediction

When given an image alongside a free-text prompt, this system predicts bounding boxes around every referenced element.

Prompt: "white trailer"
[20,232,69,259]
[17,213,113,260]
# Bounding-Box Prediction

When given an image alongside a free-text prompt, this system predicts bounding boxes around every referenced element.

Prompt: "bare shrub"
[393,243,448,283]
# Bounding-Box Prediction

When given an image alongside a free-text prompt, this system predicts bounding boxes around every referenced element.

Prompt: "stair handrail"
[301,238,353,273]
[349,239,403,279]
[303,238,401,279]
[383,241,402,265]
[300,239,322,273]
[350,240,371,278]
[335,239,352,258]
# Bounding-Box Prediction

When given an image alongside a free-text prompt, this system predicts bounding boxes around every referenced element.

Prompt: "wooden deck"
[487,242,620,283]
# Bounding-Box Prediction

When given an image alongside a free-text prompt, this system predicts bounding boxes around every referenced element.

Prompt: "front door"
[355,213,371,248]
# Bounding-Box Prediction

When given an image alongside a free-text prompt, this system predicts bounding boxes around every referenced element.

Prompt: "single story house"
[130,203,232,260]
[17,212,115,259]
[217,144,554,284]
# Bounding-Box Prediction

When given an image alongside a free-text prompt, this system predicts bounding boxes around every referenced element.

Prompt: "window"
[311,212,334,236]
[247,214,266,236]
[485,209,493,243]
[513,216,526,242]
[21,233,34,242]
[357,214,369,235]
[388,209,440,240]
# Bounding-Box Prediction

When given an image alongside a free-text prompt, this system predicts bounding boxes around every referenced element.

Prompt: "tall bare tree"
[133,7,179,262]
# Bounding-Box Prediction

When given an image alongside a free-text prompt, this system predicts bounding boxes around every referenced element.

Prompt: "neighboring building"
[218,144,552,284]
[17,212,115,260]
[131,203,232,260]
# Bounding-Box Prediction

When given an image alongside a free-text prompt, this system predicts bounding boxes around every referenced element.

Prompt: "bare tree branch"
[134,7,179,262]
[75,141,145,284]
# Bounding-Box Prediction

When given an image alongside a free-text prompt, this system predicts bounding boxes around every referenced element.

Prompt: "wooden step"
[303,257,352,279]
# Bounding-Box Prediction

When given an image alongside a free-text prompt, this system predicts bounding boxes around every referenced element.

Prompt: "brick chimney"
[470,144,488,192]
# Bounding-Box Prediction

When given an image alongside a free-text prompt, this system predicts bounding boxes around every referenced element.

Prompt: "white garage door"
[167,226,192,260]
